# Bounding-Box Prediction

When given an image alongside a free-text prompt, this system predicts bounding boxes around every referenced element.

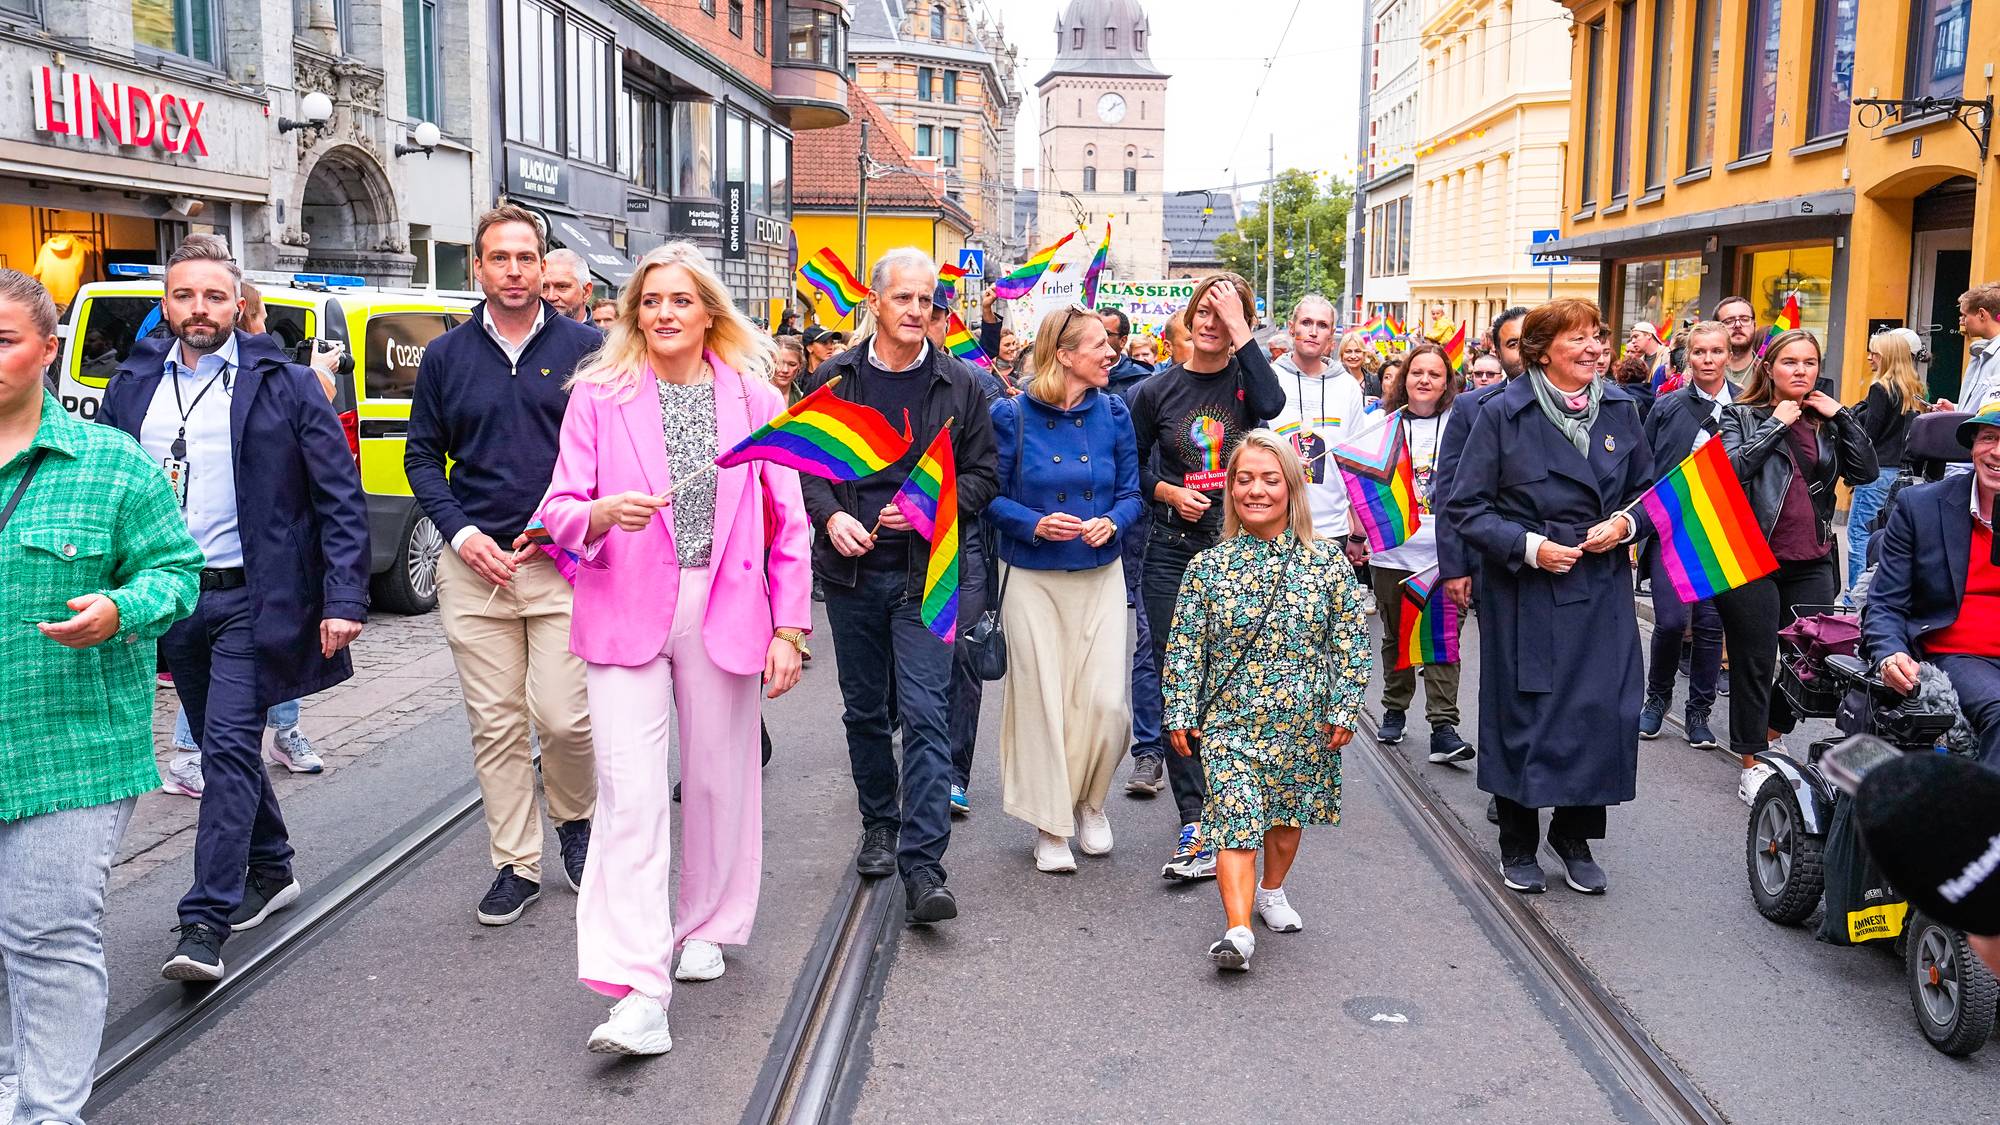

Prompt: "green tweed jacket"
[1,392,203,822]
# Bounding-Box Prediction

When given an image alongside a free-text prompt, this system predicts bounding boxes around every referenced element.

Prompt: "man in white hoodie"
[1265,295,1366,541]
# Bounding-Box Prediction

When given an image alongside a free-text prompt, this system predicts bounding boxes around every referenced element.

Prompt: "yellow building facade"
[1550,0,1998,400]
[791,211,972,327]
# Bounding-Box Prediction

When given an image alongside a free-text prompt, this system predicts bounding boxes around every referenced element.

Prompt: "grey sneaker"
[1125,753,1166,796]
[161,753,204,799]
[267,726,324,774]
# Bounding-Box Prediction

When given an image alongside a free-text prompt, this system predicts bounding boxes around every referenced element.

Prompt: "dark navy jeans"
[161,583,294,938]
[1647,550,1724,718]
[824,565,956,883]
[1141,522,1214,826]
[1123,519,1163,759]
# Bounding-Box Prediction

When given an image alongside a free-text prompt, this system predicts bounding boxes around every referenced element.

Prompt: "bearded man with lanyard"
[1127,273,1286,881]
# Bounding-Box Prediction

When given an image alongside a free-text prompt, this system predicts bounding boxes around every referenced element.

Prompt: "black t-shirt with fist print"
[1128,342,1288,537]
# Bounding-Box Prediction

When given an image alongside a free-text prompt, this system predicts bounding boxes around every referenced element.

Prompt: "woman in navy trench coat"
[1444,299,1654,896]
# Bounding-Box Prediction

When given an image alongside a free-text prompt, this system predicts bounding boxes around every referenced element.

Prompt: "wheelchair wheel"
[1907,910,1998,1057]
[1747,775,1824,925]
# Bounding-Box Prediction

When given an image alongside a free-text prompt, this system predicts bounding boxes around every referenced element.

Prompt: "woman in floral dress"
[1164,430,1372,972]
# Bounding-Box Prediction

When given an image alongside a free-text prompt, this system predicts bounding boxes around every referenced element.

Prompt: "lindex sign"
[31,67,209,157]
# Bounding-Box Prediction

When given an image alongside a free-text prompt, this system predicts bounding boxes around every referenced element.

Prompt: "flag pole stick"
[868,416,953,536]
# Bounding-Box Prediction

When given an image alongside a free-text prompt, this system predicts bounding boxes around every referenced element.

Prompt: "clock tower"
[1034,0,1169,278]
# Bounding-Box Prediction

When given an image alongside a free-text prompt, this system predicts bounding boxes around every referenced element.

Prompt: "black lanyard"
[1291,365,1328,430]
[167,362,229,461]
[0,449,47,535]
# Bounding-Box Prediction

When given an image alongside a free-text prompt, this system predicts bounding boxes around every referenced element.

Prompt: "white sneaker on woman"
[1075,804,1113,856]
[1034,830,1077,873]
[674,940,725,982]
[1208,925,1255,971]
[587,992,673,1055]
[1255,886,1303,932]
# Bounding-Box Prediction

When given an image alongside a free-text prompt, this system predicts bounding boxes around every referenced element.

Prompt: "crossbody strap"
[1194,542,1294,727]
[0,448,48,536]
[990,401,1026,615]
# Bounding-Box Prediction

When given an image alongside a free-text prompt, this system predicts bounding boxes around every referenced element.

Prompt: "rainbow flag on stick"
[992,230,1076,299]
[892,424,960,643]
[1081,223,1112,308]
[1635,439,1779,602]
[1442,321,1468,370]
[1331,413,1406,481]
[1340,438,1420,553]
[1396,584,1461,670]
[937,262,967,295]
[798,248,870,317]
[944,311,990,369]
[714,376,912,480]
[1761,292,1803,353]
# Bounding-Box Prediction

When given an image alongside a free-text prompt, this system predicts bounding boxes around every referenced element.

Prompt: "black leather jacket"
[1718,402,1878,550]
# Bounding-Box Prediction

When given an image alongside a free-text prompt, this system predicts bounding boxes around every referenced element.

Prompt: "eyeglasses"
[1721,316,1757,327]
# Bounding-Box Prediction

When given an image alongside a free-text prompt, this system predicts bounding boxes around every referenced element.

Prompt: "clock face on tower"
[1097,92,1127,124]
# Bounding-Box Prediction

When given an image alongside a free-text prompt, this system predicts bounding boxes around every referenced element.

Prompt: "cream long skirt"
[998,559,1131,836]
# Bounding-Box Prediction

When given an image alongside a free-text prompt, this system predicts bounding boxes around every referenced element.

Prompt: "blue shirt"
[987,390,1144,571]
[139,332,242,567]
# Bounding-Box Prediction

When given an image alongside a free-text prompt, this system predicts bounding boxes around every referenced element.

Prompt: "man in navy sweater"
[405,205,601,926]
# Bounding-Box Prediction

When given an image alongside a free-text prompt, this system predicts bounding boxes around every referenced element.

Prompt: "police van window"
[264,306,312,351]
[366,312,465,399]
[75,296,167,382]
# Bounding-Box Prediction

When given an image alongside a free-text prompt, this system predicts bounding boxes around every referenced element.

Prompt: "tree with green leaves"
[1213,169,1353,322]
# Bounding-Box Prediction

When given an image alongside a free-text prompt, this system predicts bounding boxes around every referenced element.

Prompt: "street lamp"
[278,90,334,134]
[395,121,443,157]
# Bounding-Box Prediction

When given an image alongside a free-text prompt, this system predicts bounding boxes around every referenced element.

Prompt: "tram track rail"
[1352,719,1729,1125]
[85,781,486,1115]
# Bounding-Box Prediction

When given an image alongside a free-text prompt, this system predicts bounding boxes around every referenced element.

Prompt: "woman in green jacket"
[0,268,203,1124]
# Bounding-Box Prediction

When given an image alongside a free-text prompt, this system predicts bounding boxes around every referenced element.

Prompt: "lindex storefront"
[0,57,274,311]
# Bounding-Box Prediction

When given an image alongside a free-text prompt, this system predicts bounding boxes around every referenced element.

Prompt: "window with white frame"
[565,21,612,165]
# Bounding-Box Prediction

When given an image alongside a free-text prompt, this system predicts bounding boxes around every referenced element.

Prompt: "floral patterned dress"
[1162,530,1372,850]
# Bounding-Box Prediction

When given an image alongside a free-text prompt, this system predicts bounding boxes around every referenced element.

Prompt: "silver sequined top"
[656,378,719,568]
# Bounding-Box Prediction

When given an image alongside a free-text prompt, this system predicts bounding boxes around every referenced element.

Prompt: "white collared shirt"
[1690,379,1732,450]
[140,333,243,567]
[866,336,930,373]
[482,304,547,367]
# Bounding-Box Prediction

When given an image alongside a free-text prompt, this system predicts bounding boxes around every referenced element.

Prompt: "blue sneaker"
[1378,709,1408,744]
[949,785,970,816]
[1638,695,1668,740]
[1161,822,1216,881]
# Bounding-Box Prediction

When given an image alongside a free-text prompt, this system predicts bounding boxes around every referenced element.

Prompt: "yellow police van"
[54,266,478,614]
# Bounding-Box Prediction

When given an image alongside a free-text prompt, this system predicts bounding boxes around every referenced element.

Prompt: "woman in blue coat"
[988,306,1144,875]
[1444,298,1654,896]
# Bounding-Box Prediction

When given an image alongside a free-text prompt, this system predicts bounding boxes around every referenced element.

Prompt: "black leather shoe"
[556,819,592,891]
[1502,855,1546,894]
[1485,795,1501,824]
[904,868,958,925]
[856,825,897,878]
[1550,837,1608,894]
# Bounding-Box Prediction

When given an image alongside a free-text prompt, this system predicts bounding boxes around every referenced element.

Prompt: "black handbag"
[958,406,1021,682]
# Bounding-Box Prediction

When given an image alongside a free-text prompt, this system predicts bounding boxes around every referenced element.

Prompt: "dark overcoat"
[1443,376,1655,808]
[100,330,370,709]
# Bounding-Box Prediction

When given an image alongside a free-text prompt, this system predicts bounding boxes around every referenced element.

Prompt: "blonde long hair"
[1221,429,1316,548]
[1025,304,1095,406]
[1866,329,1926,410]
[569,242,773,398]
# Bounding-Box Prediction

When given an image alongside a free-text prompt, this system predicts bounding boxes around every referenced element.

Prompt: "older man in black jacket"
[798,248,999,924]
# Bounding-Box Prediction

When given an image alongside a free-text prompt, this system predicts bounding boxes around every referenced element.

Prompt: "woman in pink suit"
[537,242,812,1057]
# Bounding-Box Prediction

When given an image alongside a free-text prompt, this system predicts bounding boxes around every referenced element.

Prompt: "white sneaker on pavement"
[1034,830,1078,873]
[587,992,673,1055]
[1255,886,1303,932]
[1075,804,1113,856]
[674,940,725,982]
[1739,763,1778,807]
[0,1074,18,1122]
[161,752,204,799]
[267,726,325,773]
[1208,925,1255,971]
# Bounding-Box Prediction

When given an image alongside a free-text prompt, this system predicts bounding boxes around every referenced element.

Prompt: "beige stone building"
[1027,0,1169,278]
[846,0,1022,247]
[1407,0,1596,336]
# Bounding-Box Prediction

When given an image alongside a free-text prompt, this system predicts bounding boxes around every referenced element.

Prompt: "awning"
[539,210,638,287]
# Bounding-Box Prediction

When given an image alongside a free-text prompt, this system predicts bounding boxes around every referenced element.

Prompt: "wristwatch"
[774,627,811,659]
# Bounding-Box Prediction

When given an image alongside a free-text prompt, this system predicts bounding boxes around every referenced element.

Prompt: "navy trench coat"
[1443,377,1655,809]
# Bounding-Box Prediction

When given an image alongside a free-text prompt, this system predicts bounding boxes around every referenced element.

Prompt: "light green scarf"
[1528,366,1603,455]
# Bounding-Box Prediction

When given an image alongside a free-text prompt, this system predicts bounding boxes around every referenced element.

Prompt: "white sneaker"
[1208,925,1255,971]
[587,992,673,1055]
[1739,763,1778,807]
[1255,886,1303,932]
[674,940,725,982]
[161,752,204,798]
[267,726,325,773]
[0,1074,18,1122]
[1074,804,1113,856]
[1034,830,1078,873]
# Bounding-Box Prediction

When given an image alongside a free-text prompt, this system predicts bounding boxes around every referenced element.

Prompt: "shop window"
[502,0,560,151]
[622,89,663,191]
[726,109,748,192]
[1739,0,1781,157]
[1578,18,1604,207]
[1686,0,1718,171]
[1610,1,1637,200]
[771,133,790,218]
[405,0,442,122]
[1808,0,1856,139]
[918,66,934,101]
[751,121,768,212]
[1643,0,1672,191]
[1736,244,1836,341]
[941,126,959,168]
[1614,255,1703,343]
[943,71,958,103]
[132,0,219,65]
[565,22,613,166]
[673,100,719,198]
[1908,0,1971,101]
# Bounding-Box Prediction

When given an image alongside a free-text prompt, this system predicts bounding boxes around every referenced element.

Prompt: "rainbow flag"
[1081,223,1112,308]
[1396,584,1461,670]
[944,311,990,368]
[798,248,869,316]
[937,262,967,295]
[1399,562,1441,609]
[992,230,1076,299]
[1340,438,1419,552]
[1762,292,1803,352]
[1637,439,1779,602]
[715,376,912,480]
[1331,413,1405,481]
[1442,321,1468,370]
[892,425,960,643]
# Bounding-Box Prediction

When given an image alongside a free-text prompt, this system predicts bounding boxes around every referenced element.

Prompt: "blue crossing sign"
[958,247,986,275]
[1530,228,1570,267]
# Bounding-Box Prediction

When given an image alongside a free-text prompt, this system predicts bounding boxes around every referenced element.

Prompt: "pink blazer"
[537,351,813,672]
